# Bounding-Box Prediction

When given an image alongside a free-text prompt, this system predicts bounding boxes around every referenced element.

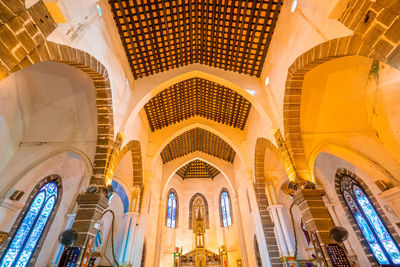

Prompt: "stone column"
[293,189,335,265]
[268,204,295,257]
[64,192,109,266]
[275,205,295,256]
[118,211,140,265]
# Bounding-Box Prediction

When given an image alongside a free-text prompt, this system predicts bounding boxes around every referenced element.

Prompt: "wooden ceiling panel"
[176,159,220,179]
[108,0,283,79]
[144,77,251,131]
[161,128,236,164]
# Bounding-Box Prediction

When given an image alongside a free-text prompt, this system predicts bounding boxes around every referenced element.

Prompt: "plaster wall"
[0,61,97,197]
[314,152,400,267]
[301,56,400,182]
[0,151,89,266]
[260,0,352,126]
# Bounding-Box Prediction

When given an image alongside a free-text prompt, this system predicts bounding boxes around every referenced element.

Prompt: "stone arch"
[165,188,179,228]
[189,193,209,229]
[0,174,62,266]
[125,69,272,129]
[253,137,281,266]
[335,168,400,266]
[115,140,144,187]
[160,153,237,202]
[2,41,114,185]
[0,2,114,186]
[111,139,144,211]
[283,0,400,181]
[254,235,262,267]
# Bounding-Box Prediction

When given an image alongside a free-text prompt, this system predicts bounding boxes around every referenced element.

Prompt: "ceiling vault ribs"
[144,77,252,131]
[160,128,236,164]
[176,159,220,179]
[108,0,283,79]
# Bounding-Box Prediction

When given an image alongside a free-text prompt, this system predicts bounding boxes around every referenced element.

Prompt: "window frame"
[219,188,233,227]
[0,175,62,267]
[166,189,178,228]
[336,169,400,266]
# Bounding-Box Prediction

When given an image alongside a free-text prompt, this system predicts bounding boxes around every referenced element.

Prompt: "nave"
[0,0,400,267]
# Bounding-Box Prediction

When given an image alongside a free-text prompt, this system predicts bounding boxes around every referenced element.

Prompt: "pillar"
[293,189,335,266]
[118,211,140,265]
[60,192,108,266]
[275,205,295,256]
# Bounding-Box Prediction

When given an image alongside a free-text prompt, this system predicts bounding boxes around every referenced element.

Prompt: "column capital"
[292,189,325,205]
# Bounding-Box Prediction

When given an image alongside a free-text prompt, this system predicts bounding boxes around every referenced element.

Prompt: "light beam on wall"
[97,4,103,16]
[291,0,297,13]
[246,89,256,96]
[265,76,270,86]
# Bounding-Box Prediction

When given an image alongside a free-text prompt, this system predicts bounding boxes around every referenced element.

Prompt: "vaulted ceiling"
[108,0,283,79]
[144,77,251,131]
[176,159,220,179]
[160,128,236,164]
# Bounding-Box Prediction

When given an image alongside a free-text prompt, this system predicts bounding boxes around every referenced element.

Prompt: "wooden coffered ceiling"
[108,0,283,79]
[161,128,236,164]
[176,159,220,179]
[144,77,251,131]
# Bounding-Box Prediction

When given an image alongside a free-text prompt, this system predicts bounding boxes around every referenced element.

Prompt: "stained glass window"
[221,191,232,227]
[340,175,400,265]
[0,181,58,267]
[166,192,177,228]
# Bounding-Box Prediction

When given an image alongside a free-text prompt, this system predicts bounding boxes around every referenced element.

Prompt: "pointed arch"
[1,38,114,185]
[189,193,209,229]
[0,175,62,266]
[335,168,400,265]
[284,5,400,181]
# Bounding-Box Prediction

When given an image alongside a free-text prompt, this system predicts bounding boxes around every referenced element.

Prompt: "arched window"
[189,193,209,229]
[220,190,232,227]
[340,174,400,265]
[166,190,177,228]
[0,178,60,267]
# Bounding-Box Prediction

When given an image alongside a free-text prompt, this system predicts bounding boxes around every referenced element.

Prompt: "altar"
[173,207,228,267]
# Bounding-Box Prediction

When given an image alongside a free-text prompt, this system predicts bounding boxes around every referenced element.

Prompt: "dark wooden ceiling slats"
[108,0,283,79]
[144,77,251,131]
[176,159,220,179]
[160,128,236,164]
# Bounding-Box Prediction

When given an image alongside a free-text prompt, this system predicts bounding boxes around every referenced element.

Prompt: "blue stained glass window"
[221,191,232,227]
[341,176,400,265]
[166,192,177,228]
[0,181,58,267]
